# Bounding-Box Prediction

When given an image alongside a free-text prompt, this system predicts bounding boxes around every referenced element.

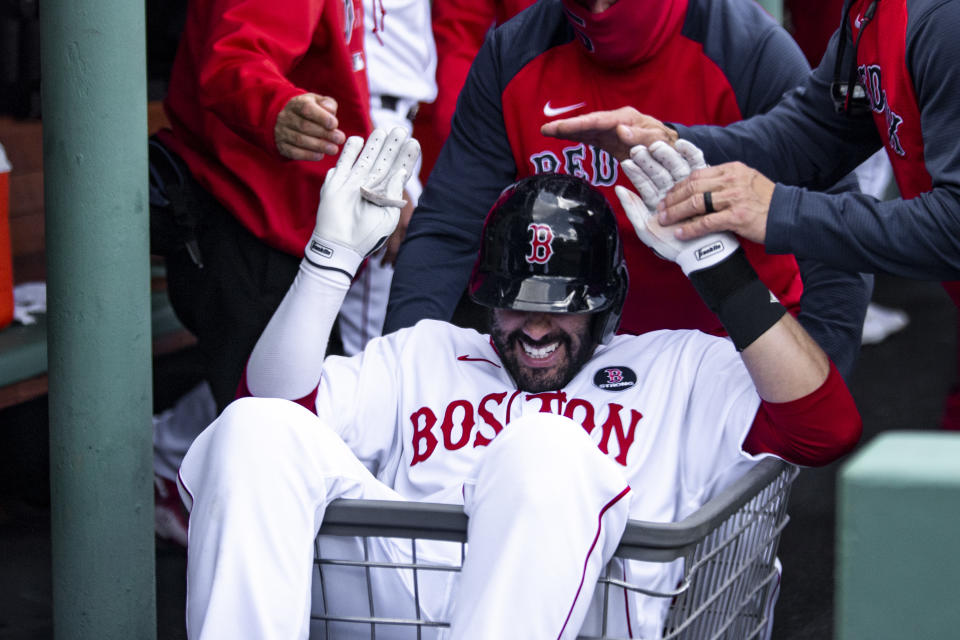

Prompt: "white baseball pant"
[178,398,633,639]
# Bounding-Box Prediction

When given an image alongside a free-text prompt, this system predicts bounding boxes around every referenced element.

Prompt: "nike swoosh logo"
[543,101,587,118]
[457,355,502,368]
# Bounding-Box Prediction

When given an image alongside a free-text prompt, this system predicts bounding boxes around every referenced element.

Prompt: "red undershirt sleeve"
[742,362,862,466]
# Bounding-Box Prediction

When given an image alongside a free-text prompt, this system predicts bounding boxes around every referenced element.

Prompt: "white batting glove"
[616,140,739,276]
[306,127,421,276]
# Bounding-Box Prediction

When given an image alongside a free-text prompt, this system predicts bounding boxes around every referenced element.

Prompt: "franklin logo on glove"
[309,240,335,259]
[695,241,725,262]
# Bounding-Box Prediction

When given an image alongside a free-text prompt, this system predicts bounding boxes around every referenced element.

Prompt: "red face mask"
[560,0,685,68]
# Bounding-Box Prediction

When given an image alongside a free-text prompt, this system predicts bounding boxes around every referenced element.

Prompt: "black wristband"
[687,248,787,351]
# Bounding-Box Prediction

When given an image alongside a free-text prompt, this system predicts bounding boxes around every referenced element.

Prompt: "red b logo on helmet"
[526,223,554,264]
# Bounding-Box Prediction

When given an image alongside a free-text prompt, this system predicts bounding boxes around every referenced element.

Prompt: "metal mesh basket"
[311,457,798,639]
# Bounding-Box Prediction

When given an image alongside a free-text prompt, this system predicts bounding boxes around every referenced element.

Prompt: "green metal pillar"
[39,0,156,637]
[757,0,783,24]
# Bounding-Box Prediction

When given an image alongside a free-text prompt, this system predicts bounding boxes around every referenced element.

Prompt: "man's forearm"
[739,313,830,403]
[770,185,960,280]
[675,53,880,190]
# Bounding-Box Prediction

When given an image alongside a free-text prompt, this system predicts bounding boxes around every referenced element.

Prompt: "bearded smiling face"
[490,308,598,393]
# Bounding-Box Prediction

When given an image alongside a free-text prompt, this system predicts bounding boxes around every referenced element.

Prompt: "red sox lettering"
[858,63,905,156]
[528,143,618,187]
[409,390,643,467]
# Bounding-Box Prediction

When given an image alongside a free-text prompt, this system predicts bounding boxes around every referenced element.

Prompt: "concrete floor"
[0,274,955,639]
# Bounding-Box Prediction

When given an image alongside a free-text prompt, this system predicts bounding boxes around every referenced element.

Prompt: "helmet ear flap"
[593,263,628,344]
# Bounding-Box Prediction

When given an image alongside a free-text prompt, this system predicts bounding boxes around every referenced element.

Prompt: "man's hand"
[540,106,678,161]
[306,128,421,276]
[658,160,775,245]
[615,140,740,275]
[275,94,347,160]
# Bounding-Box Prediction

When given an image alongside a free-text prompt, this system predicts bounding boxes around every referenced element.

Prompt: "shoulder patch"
[593,366,637,391]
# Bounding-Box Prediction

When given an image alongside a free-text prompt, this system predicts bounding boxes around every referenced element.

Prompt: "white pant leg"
[179,397,401,640]
[450,414,633,640]
[339,103,422,356]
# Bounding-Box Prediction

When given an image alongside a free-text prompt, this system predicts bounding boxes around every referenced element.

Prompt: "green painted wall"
[837,431,960,639]
[757,0,783,24]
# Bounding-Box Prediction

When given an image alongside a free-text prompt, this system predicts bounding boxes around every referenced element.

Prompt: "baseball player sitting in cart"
[177,128,862,639]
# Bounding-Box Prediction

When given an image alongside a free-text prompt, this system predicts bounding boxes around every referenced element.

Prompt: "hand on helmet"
[306,127,421,276]
[615,140,739,276]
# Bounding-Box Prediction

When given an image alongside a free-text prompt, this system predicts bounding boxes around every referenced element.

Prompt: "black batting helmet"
[468,173,628,343]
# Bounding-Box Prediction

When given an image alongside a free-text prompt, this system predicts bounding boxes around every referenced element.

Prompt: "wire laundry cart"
[311,457,799,640]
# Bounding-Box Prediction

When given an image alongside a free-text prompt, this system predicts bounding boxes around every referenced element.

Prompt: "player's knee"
[494,413,594,457]
[212,396,291,440]
[482,414,606,497]
[201,397,325,479]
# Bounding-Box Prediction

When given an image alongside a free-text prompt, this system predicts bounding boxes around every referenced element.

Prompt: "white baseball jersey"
[320,319,761,508]
[313,319,766,637]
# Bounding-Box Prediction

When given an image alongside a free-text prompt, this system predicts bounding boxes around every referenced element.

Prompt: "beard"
[490,316,596,393]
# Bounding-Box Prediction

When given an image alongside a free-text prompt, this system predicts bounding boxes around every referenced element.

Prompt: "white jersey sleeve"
[674,333,768,511]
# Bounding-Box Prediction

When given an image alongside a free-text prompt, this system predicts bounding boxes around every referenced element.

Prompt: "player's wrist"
[304,233,364,278]
[687,248,786,350]
[675,233,739,276]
